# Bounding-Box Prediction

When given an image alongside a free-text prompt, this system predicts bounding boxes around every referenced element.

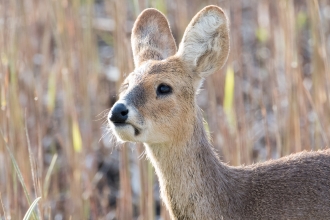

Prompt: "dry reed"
[0,0,329,219]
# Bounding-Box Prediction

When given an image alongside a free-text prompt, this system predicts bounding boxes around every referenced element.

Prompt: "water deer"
[108,5,330,219]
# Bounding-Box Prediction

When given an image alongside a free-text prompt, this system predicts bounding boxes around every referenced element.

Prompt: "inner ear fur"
[131,9,177,67]
[177,5,230,78]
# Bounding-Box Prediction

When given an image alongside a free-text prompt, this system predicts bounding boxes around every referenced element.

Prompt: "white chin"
[112,123,140,142]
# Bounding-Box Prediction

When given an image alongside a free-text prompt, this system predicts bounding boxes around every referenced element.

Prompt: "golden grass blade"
[0,128,37,220]
[43,154,58,198]
[72,119,83,153]
[23,197,41,220]
[0,192,8,220]
[25,113,41,217]
[223,65,236,132]
[147,161,154,220]
[47,71,57,114]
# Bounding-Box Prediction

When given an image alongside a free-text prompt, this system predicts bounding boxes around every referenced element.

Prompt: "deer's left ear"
[176,6,230,78]
[131,9,177,67]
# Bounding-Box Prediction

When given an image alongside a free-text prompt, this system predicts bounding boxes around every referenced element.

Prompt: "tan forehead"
[128,58,189,84]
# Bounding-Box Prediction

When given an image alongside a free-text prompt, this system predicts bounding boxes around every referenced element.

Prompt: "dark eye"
[157,84,172,96]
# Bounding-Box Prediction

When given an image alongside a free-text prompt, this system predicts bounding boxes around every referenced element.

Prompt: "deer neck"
[145,109,249,219]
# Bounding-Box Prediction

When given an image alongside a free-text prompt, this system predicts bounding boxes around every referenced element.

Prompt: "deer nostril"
[121,109,129,116]
[109,103,129,123]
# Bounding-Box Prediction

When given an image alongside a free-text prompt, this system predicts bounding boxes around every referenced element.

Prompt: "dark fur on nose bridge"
[125,84,147,107]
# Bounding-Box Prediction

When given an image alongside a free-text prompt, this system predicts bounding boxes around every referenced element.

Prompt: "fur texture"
[131,8,177,67]
[108,5,330,219]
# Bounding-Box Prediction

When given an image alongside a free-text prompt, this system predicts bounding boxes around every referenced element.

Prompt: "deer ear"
[177,6,229,78]
[131,9,177,67]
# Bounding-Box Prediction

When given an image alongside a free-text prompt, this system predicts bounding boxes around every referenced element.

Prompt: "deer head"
[108,6,229,145]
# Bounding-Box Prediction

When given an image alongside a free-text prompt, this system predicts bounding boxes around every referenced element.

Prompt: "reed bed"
[0,0,329,219]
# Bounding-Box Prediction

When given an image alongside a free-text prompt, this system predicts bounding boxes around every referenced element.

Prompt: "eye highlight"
[157,83,172,96]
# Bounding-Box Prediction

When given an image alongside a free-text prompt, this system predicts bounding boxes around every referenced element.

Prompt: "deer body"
[146,109,330,219]
[108,5,330,219]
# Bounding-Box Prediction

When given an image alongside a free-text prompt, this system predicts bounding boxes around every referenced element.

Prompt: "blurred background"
[0,0,330,219]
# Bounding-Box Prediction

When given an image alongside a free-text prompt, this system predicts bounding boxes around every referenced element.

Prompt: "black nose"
[109,103,129,123]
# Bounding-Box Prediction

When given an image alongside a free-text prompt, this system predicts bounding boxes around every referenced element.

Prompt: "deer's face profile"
[108,6,229,144]
[110,58,196,144]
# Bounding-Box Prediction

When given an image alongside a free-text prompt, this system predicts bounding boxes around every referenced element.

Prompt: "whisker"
[94,109,111,121]
[138,149,147,160]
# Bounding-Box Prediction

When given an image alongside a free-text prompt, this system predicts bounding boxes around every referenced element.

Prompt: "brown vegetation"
[0,0,330,219]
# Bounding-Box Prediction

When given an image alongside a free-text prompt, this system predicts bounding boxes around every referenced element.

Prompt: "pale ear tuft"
[131,9,177,67]
[177,6,230,78]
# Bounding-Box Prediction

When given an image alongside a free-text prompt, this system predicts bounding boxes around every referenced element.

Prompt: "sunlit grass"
[0,0,329,219]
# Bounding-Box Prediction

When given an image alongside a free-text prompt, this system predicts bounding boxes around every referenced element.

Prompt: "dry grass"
[0,0,329,219]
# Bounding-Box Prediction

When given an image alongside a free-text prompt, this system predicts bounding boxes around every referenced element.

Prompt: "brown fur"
[108,5,330,219]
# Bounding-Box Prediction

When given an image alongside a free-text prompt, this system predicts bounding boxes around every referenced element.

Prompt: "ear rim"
[131,8,177,67]
[176,5,230,77]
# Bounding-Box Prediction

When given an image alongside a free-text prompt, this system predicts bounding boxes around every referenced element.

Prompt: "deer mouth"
[113,122,127,126]
[113,122,141,136]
